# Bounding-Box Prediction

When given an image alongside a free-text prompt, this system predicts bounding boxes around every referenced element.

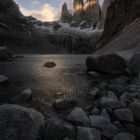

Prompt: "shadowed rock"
[44,62,56,68]
[86,53,128,75]
[76,126,101,140]
[44,118,76,140]
[0,104,44,140]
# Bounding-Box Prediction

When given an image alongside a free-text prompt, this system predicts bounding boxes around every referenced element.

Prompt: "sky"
[15,0,104,21]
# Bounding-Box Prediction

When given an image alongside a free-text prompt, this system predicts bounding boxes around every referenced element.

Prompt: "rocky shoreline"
[0,53,140,140]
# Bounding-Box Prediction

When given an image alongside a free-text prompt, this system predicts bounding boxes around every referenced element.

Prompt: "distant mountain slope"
[98,0,140,48]
[95,17,140,55]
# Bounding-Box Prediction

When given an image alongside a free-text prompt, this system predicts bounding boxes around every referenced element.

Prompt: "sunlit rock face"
[84,0,101,25]
[61,3,72,22]
[73,0,84,13]
[72,0,101,26]
[73,0,84,22]
[101,0,111,23]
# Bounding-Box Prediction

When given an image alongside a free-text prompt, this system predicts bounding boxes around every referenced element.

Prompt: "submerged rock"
[53,99,77,110]
[44,62,56,68]
[0,104,44,140]
[86,53,128,75]
[12,88,32,103]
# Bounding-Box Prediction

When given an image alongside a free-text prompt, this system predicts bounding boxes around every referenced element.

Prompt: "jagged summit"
[61,0,101,28]
[0,0,22,17]
[73,0,84,13]
[84,0,101,25]
[61,3,72,22]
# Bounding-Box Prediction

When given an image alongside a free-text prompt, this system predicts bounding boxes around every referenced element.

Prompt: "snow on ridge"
[33,22,104,36]
[56,22,104,37]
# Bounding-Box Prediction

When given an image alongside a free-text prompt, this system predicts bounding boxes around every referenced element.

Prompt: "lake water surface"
[0,55,94,115]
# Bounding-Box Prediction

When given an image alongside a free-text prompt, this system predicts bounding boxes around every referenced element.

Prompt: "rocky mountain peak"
[73,0,84,13]
[0,0,22,17]
[61,2,72,22]
[84,0,99,9]
[84,0,101,24]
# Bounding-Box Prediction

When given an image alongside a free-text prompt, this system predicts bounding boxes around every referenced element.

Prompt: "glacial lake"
[0,55,96,115]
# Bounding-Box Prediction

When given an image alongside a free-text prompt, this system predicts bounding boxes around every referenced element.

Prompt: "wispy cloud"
[20,4,59,22]
[31,0,39,5]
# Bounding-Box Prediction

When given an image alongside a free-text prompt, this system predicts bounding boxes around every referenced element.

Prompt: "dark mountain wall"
[99,0,140,47]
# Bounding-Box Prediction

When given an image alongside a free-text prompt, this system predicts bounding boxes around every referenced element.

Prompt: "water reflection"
[0,55,92,113]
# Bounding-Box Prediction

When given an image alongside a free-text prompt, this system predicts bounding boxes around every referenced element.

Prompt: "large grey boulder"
[100,98,124,111]
[0,104,44,140]
[90,115,119,138]
[129,101,140,122]
[113,109,134,122]
[76,126,101,140]
[44,118,75,140]
[86,53,128,75]
[67,107,90,127]
[113,132,135,140]
[129,53,140,75]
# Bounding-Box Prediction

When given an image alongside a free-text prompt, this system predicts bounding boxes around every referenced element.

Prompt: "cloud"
[20,4,59,22]
[31,0,39,5]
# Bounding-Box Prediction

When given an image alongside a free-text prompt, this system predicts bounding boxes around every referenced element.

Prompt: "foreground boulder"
[86,53,128,75]
[53,99,77,110]
[90,115,119,138]
[113,109,134,122]
[129,101,140,122]
[76,127,101,140]
[44,118,75,140]
[67,107,90,127]
[0,104,44,140]
[129,53,140,75]
[113,132,135,140]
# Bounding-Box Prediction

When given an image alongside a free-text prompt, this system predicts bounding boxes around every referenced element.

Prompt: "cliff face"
[101,0,111,22]
[0,0,22,17]
[84,0,101,24]
[73,0,84,22]
[72,0,101,26]
[0,0,30,32]
[100,0,140,46]
[73,0,84,13]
